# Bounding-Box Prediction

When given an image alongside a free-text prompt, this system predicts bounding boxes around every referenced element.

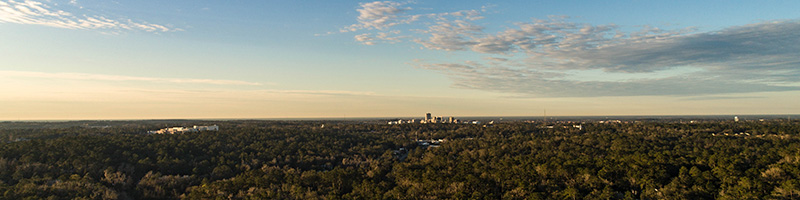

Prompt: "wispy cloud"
[416,19,800,97]
[343,1,800,97]
[0,0,179,33]
[342,1,412,32]
[337,1,485,45]
[415,19,484,51]
[354,30,404,45]
[419,61,798,97]
[0,70,264,86]
[680,96,765,101]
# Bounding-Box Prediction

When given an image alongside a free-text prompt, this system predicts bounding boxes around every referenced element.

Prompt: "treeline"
[0,120,799,199]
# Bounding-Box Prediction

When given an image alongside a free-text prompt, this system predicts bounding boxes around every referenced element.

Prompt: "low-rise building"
[148,125,219,134]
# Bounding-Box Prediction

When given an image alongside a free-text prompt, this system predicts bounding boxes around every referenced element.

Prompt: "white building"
[194,125,219,131]
[148,125,219,134]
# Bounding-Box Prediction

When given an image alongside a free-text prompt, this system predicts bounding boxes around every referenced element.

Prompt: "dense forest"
[1,119,799,199]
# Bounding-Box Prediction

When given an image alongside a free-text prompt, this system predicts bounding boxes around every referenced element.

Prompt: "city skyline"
[2,0,800,120]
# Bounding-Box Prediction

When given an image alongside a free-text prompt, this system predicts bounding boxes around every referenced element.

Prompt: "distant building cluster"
[598,120,622,124]
[416,139,446,148]
[6,134,28,143]
[387,113,480,125]
[148,125,219,134]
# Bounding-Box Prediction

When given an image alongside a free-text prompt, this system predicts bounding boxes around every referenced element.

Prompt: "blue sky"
[1,0,799,120]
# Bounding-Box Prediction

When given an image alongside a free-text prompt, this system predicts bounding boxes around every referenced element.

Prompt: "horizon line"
[3,114,799,122]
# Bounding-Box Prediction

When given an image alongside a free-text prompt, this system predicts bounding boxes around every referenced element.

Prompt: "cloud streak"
[420,61,798,97]
[339,1,485,45]
[354,30,404,45]
[0,70,263,86]
[343,1,411,32]
[260,89,376,96]
[344,1,800,97]
[417,19,800,97]
[0,0,178,33]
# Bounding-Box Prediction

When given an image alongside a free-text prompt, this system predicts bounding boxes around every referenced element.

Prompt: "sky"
[1,0,800,120]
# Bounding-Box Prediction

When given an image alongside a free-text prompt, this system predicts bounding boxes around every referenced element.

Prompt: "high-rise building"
[425,113,432,123]
[734,116,739,122]
[448,116,454,123]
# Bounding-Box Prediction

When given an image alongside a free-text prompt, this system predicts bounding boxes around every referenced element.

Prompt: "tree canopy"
[1,119,798,199]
